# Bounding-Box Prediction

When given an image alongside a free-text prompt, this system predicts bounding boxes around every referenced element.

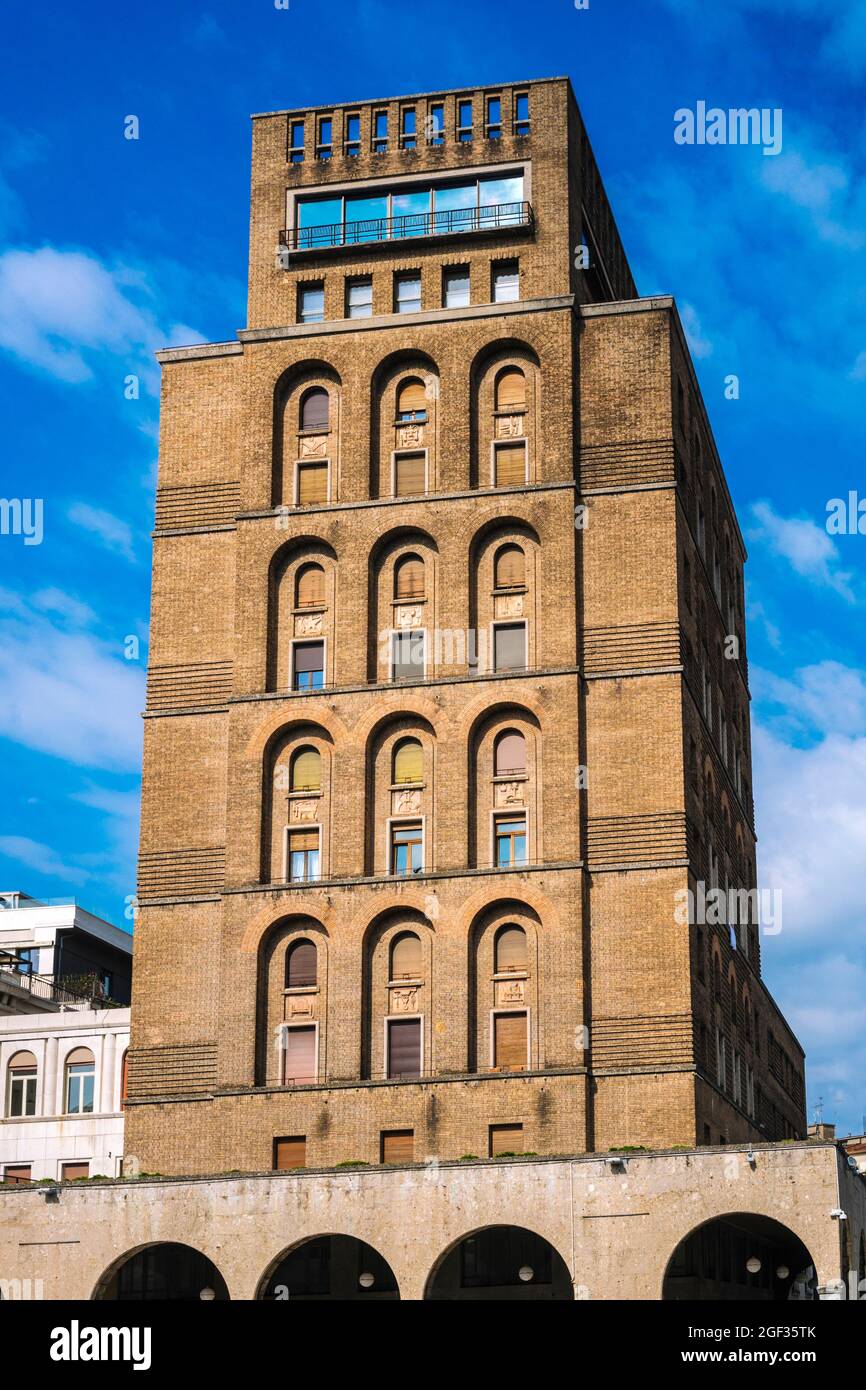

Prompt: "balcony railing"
[0,964,90,1006]
[281,200,534,254]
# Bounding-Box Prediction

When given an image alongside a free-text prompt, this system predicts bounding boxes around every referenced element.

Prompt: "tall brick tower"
[127,77,805,1175]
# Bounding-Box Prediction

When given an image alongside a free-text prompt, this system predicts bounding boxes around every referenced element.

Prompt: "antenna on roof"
[813,1096,824,1126]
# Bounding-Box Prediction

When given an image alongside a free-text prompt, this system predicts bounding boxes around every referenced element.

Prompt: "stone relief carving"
[287,993,315,1019]
[295,611,324,635]
[495,781,525,807]
[397,424,424,447]
[392,789,422,815]
[390,986,418,1013]
[496,978,526,1006]
[298,433,328,458]
[289,799,318,823]
[496,413,526,439]
[494,593,524,619]
[394,604,423,628]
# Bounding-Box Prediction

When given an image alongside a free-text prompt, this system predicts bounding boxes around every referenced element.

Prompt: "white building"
[0,892,132,1013]
[0,1007,130,1183]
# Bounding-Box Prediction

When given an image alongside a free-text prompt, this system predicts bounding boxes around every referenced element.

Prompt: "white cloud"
[68,502,137,562]
[753,661,866,738]
[849,350,866,382]
[680,301,713,359]
[0,836,88,885]
[748,500,856,601]
[31,587,96,627]
[0,591,144,771]
[0,246,205,386]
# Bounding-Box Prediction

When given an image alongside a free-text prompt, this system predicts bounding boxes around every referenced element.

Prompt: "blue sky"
[1,0,864,1133]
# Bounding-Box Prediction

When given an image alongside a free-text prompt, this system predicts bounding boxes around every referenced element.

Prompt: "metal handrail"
[0,965,90,1006]
[281,201,534,253]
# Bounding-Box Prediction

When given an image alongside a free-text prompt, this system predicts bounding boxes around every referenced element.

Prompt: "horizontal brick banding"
[583,621,681,673]
[127,1043,218,1098]
[580,438,675,491]
[591,1014,694,1068]
[154,481,240,530]
[138,847,226,896]
[586,811,688,865]
[146,661,233,711]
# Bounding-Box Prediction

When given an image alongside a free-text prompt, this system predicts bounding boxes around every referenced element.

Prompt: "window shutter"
[301,388,329,431]
[288,829,319,853]
[291,748,321,791]
[393,739,423,784]
[60,1163,90,1181]
[494,443,526,486]
[298,462,328,504]
[387,1018,421,1078]
[382,1130,414,1163]
[66,1048,95,1067]
[496,368,526,410]
[391,932,422,979]
[284,1026,316,1084]
[397,379,427,414]
[9,1051,37,1070]
[494,1012,527,1070]
[495,926,527,972]
[494,623,526,671]
[394,452,426,496]
[287,940,317,988]
[489,1123,524,1157]
[394,555,424,599]
[494,545,525,589]
[297,564,325,607]
[293,641,324,674]
[2,1165,32,1184]
[495,731,526,776]
[274,1136,306,1170]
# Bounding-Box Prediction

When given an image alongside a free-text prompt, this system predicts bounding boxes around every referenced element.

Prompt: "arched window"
[495,925,527,973]
[65,1048,95,1115]
[7,1050,37,1118]
[494,544,525,590]
[495,367,526,411]
[300,387,329,432]
[390,931,422,980]
[394,553,424,600]
[296,563,325,608]
[396,378,427,423]
[286,939,317,988]
[393,737,423,785]
[290,746,321,792]
[494,730,526,777]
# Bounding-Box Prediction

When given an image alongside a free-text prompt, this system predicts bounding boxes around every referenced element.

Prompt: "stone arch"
[468,517,541,673]
[467,899,543,1073]
[260,720,335,885]
[366,526,440,683]
[257,1233,399,1300]
[93,1242,230,1301]
[425,1223,573,1300]
[360,906,436,1080]
[662,1212,818,1301]
[364,713,437,876]
[244,704,349,764]
[272,359,342,508]
[466,702,542,868]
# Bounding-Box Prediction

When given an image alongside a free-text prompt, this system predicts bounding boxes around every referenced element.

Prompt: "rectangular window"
[391,629,425,681]
[298,282,325,324]
[493,260,519,303]
[443,266,470,308]
[346,276,373,318]
[457,98,473,142]
[390,820,423,875]
[274,1136,306,1169]
[489,1123,523,1156]
[427,102,445,145]
[296,461,328,506]
[372,108,388,153]
[381,1129,414,1163]
[393,451,426,497]
[289,119,305,164]
[493,441,527,486]
[495,813,527,867]
[8,1069,37,1118]
[287,828,320,883]
[66,1065,94,1115]
[284,1026,317,1084]
[316,115,333,160]
[292,639,325,690]
[2,1164,31,1185]
[493,622,526,672]
[387,1018,421,1078]
[344,112,361,157]
[485,95,502,139]
[400,106,416,149]
[394,272,422,313]
[514,92,530,137]
[60,1162,89,1181]
[493,1012,528,1070]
